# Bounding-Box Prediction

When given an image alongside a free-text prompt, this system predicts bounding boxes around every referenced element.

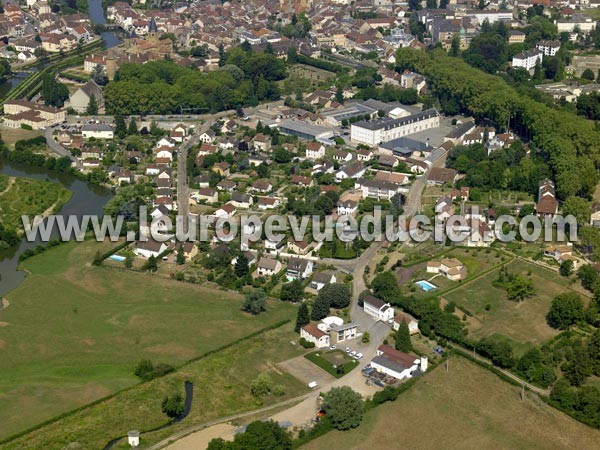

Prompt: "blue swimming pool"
[109,255,126,262]
[415,280,437,292]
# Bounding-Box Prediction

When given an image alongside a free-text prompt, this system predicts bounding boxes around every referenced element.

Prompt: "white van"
[308,381,319,389]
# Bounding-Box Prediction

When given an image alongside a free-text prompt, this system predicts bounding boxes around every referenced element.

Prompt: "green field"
[0,175,71,232]
[305,350,359,378]
[303,357,600,450]
[0,240,298,442]
[443,258,587,354]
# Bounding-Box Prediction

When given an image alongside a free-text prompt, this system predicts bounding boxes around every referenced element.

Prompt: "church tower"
[148,17,159,43]
[106,50,117,81]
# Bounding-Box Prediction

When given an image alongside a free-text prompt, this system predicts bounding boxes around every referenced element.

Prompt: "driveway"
[278,355,335,387]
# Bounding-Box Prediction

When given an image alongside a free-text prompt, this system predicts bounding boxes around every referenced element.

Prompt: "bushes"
[161,393,184,419]
[299,337,315,349]
[133,359,175,382]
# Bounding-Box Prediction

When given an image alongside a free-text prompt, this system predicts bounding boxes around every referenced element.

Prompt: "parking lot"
[278,354,335,387]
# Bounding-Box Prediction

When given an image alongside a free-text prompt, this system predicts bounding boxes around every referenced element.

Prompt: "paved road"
[43,127,78,164]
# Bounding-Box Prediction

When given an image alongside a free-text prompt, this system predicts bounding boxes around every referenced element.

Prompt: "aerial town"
[1,0,600,449]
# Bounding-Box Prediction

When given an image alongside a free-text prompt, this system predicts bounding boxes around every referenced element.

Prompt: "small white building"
[256,257,282,277]
[286,257,313,281]
[128,430,140,448]
[363,295,394,322]
[133,239,168,258]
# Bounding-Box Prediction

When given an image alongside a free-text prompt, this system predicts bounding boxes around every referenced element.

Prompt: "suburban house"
[435,196,455,221]
[286,257,314,281]
[393,312,420,335]
[357,179,403,201]
[287,239,313,256]
[174,241,199,261]
[250,180,273,193]
[544,245,580,269]
[290,175,313,187]
[265,236,286,254]
[301,323,330,348]
[426,258,467,281]
[257,196,282,210]
[305,141,326,159]
[216,180,237,192]
[195,188,218,204]
[310,272,337,291]
[133,239,168,258]
[214,203,236,219]
[230,192,253,209]
[256,257,282,277]
[253,134,271,152]
[337,199,358,216]
[333,150,353,163]
[335,161,367,182]
[213,162,231,176]
[370,345,427,380]
[231,250,257,268]
[199,129,216,143]
[536,179,558,220]
[363,295,395,322]
[357,148,374,161]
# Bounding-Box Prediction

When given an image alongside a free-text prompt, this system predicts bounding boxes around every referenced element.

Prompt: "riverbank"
[0,174,72,235]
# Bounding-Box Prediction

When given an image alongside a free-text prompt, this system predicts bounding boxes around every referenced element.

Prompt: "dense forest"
[104,47,286,115]
[396,47,600,201]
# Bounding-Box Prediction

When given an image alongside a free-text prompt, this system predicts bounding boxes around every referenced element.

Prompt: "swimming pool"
[415,280,437,292]
[109,255,126,262]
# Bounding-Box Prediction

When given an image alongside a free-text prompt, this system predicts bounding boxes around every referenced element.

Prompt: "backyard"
[443,258,589,355]
[302,357,600,450]
[0,239,297,442]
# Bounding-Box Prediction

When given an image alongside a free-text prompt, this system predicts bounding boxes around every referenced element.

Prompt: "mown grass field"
[302,357,600,450]
[0,175,71,231]
[0,240,298,442]
[0,128,43,150]
[443,258,588,355]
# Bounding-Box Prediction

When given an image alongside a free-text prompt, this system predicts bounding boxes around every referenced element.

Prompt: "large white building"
[2,100,66,130]
[536,40,561,56]
[370,345,428,380]
[512,49,543,71]
[363,295,395,322]
[350,109,439,146]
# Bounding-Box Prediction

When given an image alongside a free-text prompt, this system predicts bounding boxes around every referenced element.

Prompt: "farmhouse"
[426,258,467,281]
[301,323,330,348]
[363,295,395,322]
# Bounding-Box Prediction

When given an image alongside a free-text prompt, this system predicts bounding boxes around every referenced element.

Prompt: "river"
[0,0,121,97]
[0,161,112,297]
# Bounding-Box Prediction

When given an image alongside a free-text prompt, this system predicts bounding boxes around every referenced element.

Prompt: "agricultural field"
[0,239,298,442]
[0,175,71,232]
[0,128,43,150]
[302,357,600,450]
[443,258,589,355]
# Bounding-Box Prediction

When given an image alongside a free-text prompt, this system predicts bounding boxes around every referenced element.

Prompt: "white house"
[256,257,282,277]
[310,272,336,291]
[426,258,467,281]
[305,141,326,159]
[337,199,358,216]
[363,295,394,322]
[133,239,168,258]
[536,40,560,56]
[157,137,176,148]
[199,129,216,143]
[81,124,114,139]
[214,203,236,218]
[264,236,286,254]
[257,196,281,210]
[370,345,427,380]
[286,257,314,281]
[301,323,330,348]
[393,312,420,335]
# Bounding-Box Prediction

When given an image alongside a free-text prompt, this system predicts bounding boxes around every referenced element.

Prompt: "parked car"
[355,352,363,359]
[350,351,357,357]
[329,345,336,350]
[345,347,351,353]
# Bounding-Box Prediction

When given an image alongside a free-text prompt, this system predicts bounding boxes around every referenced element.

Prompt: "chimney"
[420,356,428,372]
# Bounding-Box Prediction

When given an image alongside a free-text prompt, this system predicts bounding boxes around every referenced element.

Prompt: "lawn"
[305,350,359,378]
[443,258,587,354]
[0,175,71,232]
[0,128,43,150]
[0,239,298,442]
[302,357,600,450]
